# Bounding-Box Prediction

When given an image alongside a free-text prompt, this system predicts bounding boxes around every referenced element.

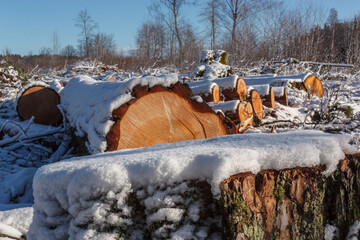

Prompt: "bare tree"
[92,32,116,62]
[200,0,222,49]
[75,9,98,57]
[61,45,77,58]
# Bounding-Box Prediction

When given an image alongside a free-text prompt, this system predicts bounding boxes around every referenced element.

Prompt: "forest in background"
[1,0,360,72]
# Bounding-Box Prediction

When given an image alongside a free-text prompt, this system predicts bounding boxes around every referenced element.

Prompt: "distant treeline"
[1,1,360,72]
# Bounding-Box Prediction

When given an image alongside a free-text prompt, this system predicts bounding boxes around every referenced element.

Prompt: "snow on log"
[61,75,227,154]
[187,80,220,102]
[16,83,62,126]
[303,74,323,97]
[247,84,275,108]
[249,90,263,121]
[274,87,289,106]
[243,73,323,97]
[28,131,352,239]
[212,76,247,101]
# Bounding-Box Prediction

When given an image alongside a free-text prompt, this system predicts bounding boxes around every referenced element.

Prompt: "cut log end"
[107,83,227,151]
[304,75,323,97]
[263,87,275,108]
[212,85,221,103]
[249,90,263,121]
[236,78,247,101]
[238,102,254,129]
[17,86,62,126]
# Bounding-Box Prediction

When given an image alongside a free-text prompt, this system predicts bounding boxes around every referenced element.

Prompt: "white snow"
[187,80,217,96]
[208,100,240,114]
[60,74,179,154]
[243,73,310,88]
[324,224,339,240]
[347,220,360,240]
[0,222,22,239]
[247,84,270,96]
[28,131,352,239]
[273,86,285,97]
[0,207,33,235]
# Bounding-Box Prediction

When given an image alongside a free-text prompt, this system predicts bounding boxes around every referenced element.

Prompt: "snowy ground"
[0,60,359,239]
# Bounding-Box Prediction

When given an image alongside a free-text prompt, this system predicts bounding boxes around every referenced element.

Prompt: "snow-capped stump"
[249,90,263,121]
[16,84,62,126]
[303,74,323,97]
[61,75,227,154]
[187,80,221,102]
[273,87,289,106]
[193,50,232,79]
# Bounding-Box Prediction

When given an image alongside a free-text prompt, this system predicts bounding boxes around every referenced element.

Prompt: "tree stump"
[17,85,62,126]
[213,77,247,101]
[107,82,227,151]
[249,90,263,122]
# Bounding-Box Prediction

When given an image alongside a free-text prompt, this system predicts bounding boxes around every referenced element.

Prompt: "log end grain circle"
[106,82,227,151]
[236,78,247,101]
[238,102,254,128]
[212,85,221,103]
[17,86,62,126]
[249,90,263,121]
[303,75,323,97]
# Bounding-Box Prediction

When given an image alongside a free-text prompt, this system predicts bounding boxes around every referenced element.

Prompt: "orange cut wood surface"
[249,90,263,121]
[107,87,227,151]
[212,85,221,102]
[304,75,323,97]
[238,102,254,128]
[17,86,62,126]
[236,78,247,101]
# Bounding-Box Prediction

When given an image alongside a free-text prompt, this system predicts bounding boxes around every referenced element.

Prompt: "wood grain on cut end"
[236,78,247,101]
[249,90,263,121]
[107,83,227,151]
[212,85,221,103]
[304,75,323,97]
[275,89,289,106]
[238,102,254,129]
[17,86,62,126]
[263,87,275,108]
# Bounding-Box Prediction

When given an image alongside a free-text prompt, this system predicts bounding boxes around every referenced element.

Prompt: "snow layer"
[187,80,217,95]
[60,74,178,154]
[28,131,352,239]
[0,223,22,239]
[0,207,33,235]
[247,84,270,96]
[243,73,310,88]
[347,220,360,240]
[208,100,240,114]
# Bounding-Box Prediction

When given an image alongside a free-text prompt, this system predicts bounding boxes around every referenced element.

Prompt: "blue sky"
[0,0,359,56]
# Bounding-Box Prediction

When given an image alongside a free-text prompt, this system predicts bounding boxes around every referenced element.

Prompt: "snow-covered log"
[16,83,62,126]
[212,76,247,101]
[243,73,323,97]
[187,80,220,102]
[273,87,289,106]
[247,84,275,108]
[208,101,254,130]
[28,131,353,239]
[61,75,227,154]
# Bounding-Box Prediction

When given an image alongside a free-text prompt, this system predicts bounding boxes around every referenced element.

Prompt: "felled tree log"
[17,85,62,126]
[107,83,228,151]
[221,154,360,240]
[61,75,228,153]
[249,90,263,121]
[247,84,275,108]
[187,81,221,102]
[209,100,255,131]
[273,87,289,106]
[243,74,323,98]
[212,76,247,101]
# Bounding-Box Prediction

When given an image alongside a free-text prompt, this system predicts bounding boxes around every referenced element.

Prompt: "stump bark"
[221,154,360,240]
[17,86,62,126]
[107,82,228,151]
